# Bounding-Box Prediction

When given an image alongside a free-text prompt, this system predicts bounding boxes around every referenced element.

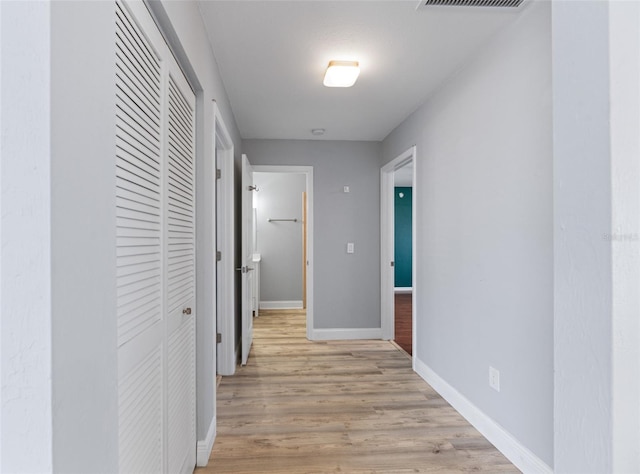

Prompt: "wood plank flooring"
[394,293,412,355]
[197,310,519,473]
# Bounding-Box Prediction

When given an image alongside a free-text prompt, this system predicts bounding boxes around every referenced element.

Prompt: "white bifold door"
[240,154,255,365]
[115,1,196,473]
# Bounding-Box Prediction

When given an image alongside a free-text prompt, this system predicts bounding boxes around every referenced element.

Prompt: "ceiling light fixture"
[323,60,360,88]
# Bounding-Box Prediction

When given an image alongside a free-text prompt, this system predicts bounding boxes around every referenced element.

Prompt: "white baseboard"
[394,287,413,294]
[310,327,382,341]
[414,358,552,474]
[259,300,303,309]
[196,416,216,467]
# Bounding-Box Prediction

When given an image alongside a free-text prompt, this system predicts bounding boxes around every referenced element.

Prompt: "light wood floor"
[394,293,412,355]
[197,310,519,473]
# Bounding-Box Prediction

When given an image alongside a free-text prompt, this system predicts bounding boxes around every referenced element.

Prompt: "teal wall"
[394,187,412,287]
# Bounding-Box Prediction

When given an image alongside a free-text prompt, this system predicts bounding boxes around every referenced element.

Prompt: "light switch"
[347,242,354,254]
[343,186,350,193]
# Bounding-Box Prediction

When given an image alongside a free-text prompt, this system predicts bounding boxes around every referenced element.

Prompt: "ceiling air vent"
[417,0,523,8]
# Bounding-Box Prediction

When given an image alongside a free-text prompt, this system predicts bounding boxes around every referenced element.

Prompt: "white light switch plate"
[347,242,354,254]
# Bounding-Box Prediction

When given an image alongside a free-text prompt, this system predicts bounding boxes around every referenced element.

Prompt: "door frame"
[214,102,236,376]
[380,146,417,365]
[252,165,314,339]
[240,154,254,366]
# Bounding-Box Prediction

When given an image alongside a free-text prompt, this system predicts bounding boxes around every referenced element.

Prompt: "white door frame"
[252,165,314,339]
[380,146,417,365]
[240,154,255,366]
[213,102,236,376]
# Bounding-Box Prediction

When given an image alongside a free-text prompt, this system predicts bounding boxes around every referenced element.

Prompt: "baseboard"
[259,300,303,309]
[196,415,216,467]
[310,327,382,341]
[394,287,413,294]
[414,358,552,474]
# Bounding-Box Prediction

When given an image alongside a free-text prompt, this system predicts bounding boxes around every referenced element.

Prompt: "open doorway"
[381,147,416,363]
[393,164,413,355]
[252,165,314,338]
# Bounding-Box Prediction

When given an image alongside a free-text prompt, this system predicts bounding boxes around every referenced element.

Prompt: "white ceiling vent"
[417,0,523,8]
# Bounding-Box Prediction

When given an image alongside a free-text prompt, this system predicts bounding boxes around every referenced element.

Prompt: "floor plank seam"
[199,310,519,473]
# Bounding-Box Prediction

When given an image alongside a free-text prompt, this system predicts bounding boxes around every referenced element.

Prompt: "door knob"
[182,307,192,315]
[235,266,254,273]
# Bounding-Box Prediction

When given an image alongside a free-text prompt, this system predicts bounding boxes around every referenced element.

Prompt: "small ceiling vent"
[417,0,523,8]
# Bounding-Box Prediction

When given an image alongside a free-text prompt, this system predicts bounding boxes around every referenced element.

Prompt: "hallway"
[199,310,518,473]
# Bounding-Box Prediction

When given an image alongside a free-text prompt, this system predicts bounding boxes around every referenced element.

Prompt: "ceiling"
[198,1,525,141]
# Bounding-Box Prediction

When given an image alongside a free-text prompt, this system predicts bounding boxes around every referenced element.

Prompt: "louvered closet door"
[116,2,164,472]
[165,62,196,474]
[115,2,196,473]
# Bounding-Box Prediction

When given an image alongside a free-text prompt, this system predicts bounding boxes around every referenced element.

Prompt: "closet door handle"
[182,307,192,315]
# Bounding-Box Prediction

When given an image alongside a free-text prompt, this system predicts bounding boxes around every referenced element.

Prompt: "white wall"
[382,1,553,468]
[552,2,611,471]
[1,0,242,470]
[50,2,119,470]
[253,172,306,305]
[243,140,381,331]
[553,1,640,472]
[1,1,53,471]
[609,2,640,470]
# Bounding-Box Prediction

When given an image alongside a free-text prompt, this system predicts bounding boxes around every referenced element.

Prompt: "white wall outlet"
[347,242,354,254]
[343,185,350,193]
[489,366,500,392]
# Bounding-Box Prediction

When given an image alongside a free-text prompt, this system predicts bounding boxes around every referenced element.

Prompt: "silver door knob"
[235,266,255,273]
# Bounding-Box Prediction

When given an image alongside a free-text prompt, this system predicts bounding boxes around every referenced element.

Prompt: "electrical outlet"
[347,242,354,254]
[489,366,500,392]
[343,186,350,193]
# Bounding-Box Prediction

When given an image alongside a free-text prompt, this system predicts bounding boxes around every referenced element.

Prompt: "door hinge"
[216,250,222,262]
[216,333,222,343]
[216,168,221,180]
[390,261,395,267]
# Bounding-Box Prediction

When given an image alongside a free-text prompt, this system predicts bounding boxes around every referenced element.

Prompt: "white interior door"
[116,3,164,470]
[116,2,195,472]
[214,108,236,376]
[240,154,255,365]
[165,65,196,474]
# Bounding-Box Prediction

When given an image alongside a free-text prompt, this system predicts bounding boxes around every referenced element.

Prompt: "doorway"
[380,147,417,363]
[252,165,314,338]
[393,169,413,355]
[214,104,235,376]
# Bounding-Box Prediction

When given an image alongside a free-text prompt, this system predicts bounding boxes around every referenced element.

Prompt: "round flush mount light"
[311,128,326,136]
[323,60,360,88]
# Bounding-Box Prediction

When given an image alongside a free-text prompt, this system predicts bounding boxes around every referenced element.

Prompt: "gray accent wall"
[382,1,553,467]
[244,140,382,330]
[253,172,306,304]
